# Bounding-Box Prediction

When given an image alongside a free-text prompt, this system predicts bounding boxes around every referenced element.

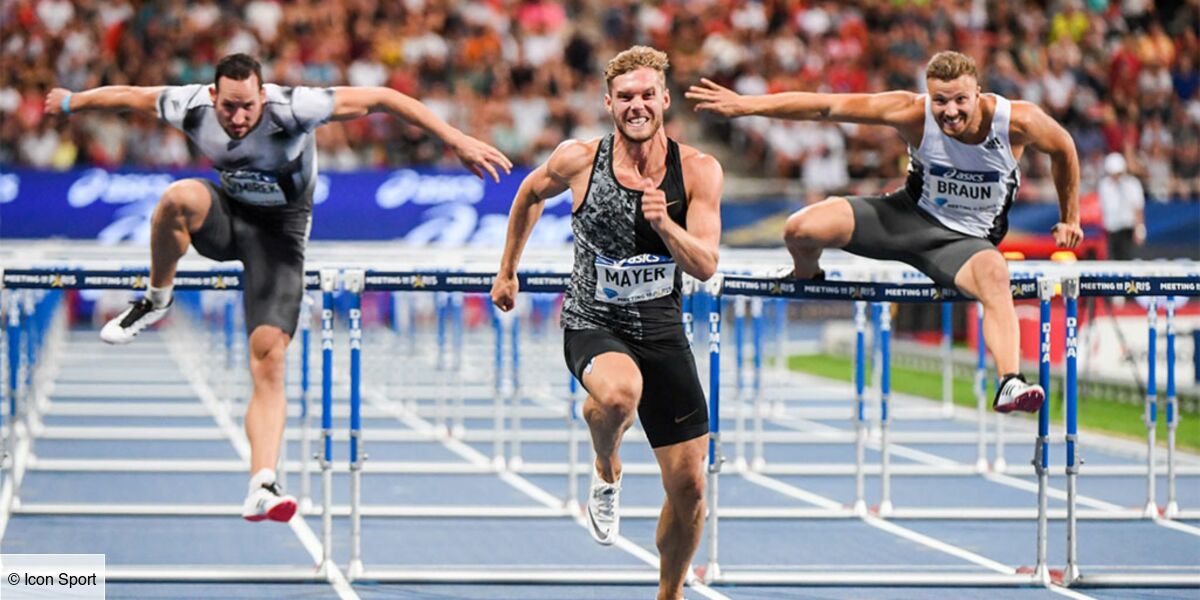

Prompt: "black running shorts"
[564,328,709,448]
[192,179,310,337]
[843,189,997,289]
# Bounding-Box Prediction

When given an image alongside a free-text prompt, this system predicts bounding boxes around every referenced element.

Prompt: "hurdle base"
[713,571,1040,586]
[1163,501,1179,519]
[105,565,326,582]
[1069,573,1200,588]
[355,567,660,584]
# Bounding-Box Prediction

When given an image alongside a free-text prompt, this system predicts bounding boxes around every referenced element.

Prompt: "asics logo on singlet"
[929,164,1001,183]
[621,254,669,265]
[940,169,986,183]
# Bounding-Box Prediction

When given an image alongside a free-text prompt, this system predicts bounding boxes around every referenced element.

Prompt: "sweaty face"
[927,75,980,138]
[211,76,266,139]
[605,68,669,143]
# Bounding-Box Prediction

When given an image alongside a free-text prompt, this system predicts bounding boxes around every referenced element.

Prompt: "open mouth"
[941,115,964,129]
[626,116,650,127]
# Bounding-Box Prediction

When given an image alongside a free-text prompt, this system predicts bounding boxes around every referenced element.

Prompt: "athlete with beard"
[688,50,1083,414]
[45,53,511,522]
[490,46,722,599]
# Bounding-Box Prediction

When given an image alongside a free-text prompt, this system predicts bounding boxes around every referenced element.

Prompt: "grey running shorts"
[843,189,997,289]
[192,179,310,337]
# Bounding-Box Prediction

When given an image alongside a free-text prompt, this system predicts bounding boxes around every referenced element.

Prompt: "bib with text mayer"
[219,169,288,207]
[594,254,676,305]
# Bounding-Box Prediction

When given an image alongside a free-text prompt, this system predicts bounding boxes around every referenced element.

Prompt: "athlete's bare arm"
[1010,101,1083,249]
[686,79,925,143]
[491,139,597,311]
[44,86,165,117]
[329,86,512,182]
[642,147,722,281]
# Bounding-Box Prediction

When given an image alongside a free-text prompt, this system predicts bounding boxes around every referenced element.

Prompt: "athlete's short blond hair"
[604,46,669,89]
[925,51,978,82]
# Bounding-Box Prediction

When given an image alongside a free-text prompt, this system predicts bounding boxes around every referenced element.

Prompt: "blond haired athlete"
[492,46,722,600]
[689,50,1083,413]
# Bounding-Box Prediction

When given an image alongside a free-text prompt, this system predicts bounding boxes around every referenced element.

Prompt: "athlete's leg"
[150,179,214,288]
[954,249,1019,377]
[581,353,642,483]
[652,434,708,600]
[782,197,856,278]
[244,324,291,474]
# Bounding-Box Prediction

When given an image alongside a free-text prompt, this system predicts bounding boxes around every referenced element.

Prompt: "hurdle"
[2,257,1197,589]
[1,267,338,583]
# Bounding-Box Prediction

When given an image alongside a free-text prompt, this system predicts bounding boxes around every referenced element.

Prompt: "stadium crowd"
[2,0,1197,202]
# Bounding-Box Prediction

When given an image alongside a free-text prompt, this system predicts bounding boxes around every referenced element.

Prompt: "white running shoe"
[993,374,1045,414]
[586,467,621,545]
[242,481,298,523]
[100,298,171,344]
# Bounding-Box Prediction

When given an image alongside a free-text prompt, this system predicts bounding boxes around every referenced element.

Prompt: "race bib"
[219,169,288,207]
[594,254,676,305]
[927,163,1005,212]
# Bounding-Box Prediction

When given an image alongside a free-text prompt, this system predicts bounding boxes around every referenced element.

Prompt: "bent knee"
[158,180,211,221]
[593,379,641,417]
[784,197,850,246]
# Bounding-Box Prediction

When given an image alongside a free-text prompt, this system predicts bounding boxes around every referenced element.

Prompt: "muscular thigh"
[631,334,709,449]
[190,180,238,262]
[236,212,309,337]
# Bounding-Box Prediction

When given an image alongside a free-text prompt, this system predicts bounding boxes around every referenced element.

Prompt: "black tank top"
[561,134,689,341]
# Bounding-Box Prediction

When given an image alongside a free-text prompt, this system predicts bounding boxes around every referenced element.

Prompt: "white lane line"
[364,384,732,600]
[168,326,360,600]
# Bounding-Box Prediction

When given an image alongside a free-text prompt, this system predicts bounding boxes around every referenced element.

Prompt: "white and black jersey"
[157,83,335,214]
[904,94,1021,244]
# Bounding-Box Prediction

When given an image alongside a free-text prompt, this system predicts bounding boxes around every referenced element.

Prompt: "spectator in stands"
[1098,152,1146,259]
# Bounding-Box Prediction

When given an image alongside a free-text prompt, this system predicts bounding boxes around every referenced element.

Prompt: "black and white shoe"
[100,298,171,345]
[993,374,1045,414]
[242,481,298,523]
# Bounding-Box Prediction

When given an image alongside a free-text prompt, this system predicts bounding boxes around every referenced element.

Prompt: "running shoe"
[100,298,171,344]
[993,374,1045,414]
[586,467,621,545]
[242,481,298,522]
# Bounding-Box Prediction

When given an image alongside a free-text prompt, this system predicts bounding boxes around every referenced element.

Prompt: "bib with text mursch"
[218,169,288,207]
[594,254,676,305]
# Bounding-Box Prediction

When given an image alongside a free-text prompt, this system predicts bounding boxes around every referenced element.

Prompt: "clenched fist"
[491,272,519,312]
[641,178,669,230]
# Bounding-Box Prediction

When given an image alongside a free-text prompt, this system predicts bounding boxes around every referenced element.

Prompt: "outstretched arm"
[1013,102,1082,249]
[45,86,165,117]
[642,152,723,281]
[491,139,593,311]
[686,79,922,129]
[330,86,512,182]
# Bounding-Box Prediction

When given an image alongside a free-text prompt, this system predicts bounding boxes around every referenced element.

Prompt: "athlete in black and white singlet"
[158,83,334,215]
[561,133,689,341]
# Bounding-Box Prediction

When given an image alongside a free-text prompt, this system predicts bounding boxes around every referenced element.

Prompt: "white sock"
[249,468,276,491]
[147,284,173,309]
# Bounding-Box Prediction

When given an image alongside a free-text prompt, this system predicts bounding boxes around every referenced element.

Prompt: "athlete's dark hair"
[214,54,263,89]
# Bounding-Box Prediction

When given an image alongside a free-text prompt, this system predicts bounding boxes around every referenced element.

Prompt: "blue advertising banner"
[0,167,574,246]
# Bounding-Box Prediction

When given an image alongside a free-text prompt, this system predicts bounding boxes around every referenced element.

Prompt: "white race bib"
[219,169,288,207]
[926,163,1005,213]
[594,253,676,305]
